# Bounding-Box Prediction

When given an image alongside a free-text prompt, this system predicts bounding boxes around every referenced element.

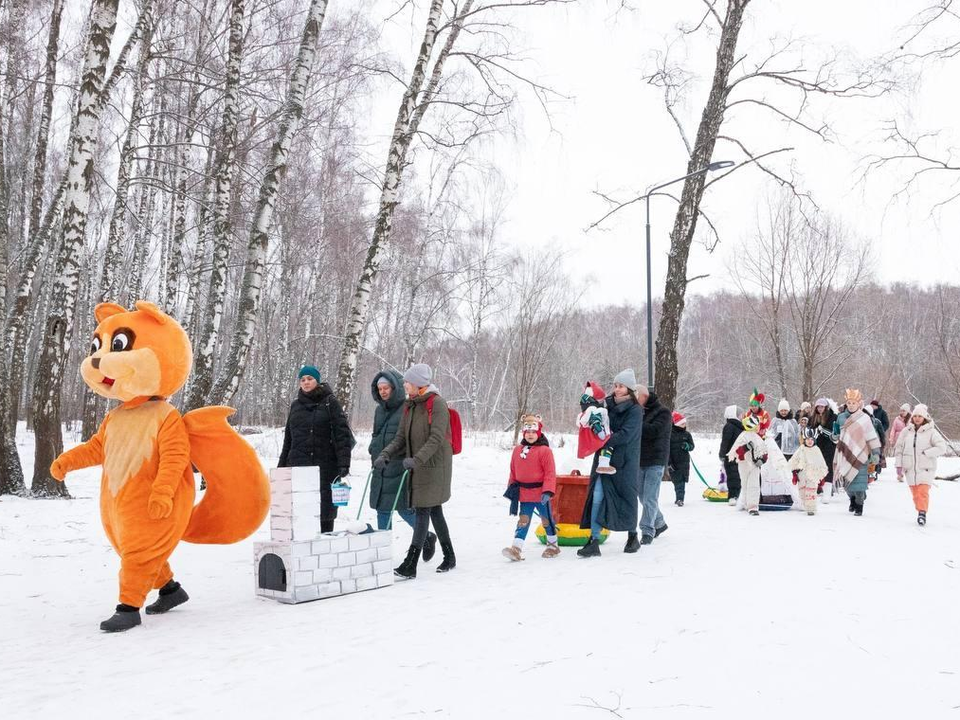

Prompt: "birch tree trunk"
[209,0,330,406]
[31,0,121,497]
[654,0,750,410]
[186,0,246,410]
[25,0,64,246]
[335,0,472,410]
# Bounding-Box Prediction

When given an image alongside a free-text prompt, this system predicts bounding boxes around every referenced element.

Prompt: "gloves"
[735,446,748,462]
[541,491,554,505]
[589,415,604,436]
[753,454,768,469]
[402,458,416,470]
[148,486,175,520]
[373,456,388,470]
[339,467,350,479]
[792,470,799,486]
[50,458,67,481]
[681,442,692,451]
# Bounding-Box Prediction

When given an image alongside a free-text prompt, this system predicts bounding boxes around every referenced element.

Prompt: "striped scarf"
[833,409,881,483]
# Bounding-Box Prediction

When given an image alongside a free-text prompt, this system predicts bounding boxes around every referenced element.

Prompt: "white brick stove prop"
[253,467,394,604]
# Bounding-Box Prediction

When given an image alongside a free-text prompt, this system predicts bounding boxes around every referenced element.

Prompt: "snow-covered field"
[3,428,960,718]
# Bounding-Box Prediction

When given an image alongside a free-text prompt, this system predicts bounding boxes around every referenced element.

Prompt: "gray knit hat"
[613,368,637,388]
[403,363,433,388]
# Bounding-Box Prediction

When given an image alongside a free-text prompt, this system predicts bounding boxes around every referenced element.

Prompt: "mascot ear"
[135,300,170,325]
[95,303,126,324]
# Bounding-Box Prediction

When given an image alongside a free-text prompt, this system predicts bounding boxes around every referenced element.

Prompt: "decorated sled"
[690,458,729,502]
[535,470,610,546]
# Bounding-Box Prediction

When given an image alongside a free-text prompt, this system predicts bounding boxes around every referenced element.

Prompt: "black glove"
[339,467,350,479]
[402,457,416,470]
[373,456,388,470]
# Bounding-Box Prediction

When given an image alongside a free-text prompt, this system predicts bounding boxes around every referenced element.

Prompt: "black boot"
[655,523,669,538]
[848,496,856,513]
[436,540,456,573]
[624,532,640,553]
[100,604,142,633]
[918,511,927,526]
[577,537,602,558]
[854,498,864,516]
[145,580,189,615]
[395,544,421,579]
[640,534,654,545]
[422,532,438,562]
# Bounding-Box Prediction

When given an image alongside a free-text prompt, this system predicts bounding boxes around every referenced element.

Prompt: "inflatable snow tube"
[536,523,610,546]
[703,488,729,502]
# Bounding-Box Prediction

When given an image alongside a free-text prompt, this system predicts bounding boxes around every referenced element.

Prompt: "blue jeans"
[639,465,666,538]
[376,508,417,531]
[515,500,557,540]
[590,480,604,538]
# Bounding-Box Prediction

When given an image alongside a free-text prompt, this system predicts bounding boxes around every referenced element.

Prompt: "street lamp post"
[643,160,734,389]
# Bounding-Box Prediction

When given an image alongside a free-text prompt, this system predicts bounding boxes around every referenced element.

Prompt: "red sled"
[578,427,606,459]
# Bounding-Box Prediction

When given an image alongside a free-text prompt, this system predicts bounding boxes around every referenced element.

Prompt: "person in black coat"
[578,370,643,557]
[636,385,672,543]
[278,366,354,533]
[718,405,742,502]
[869,400,890,436]
[668,413,695,506]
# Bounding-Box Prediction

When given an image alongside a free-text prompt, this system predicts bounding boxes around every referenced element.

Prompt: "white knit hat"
[900,403,912,413]
[800,401,811,412]
[912,403,931,421]
[778,399,790,412]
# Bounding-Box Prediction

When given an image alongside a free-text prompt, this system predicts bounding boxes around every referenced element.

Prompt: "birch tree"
[208,0,330,406]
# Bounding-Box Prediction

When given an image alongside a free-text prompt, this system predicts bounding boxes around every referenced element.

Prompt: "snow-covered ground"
[3,428,960,718]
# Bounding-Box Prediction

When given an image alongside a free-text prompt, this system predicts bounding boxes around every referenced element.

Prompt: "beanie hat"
[672,411,686,427]
[870,399,880,407]
[900,403,912,413]
[613,368,637,388]
[802,427,817,443]
[724,405,739,420]
[376,375,393,387]
[749,388,765,408]
[800,401,811,412]
[403,363,432,388]
[815,397,829,409]
[581,381,606,403]
[520,414,543,436]
[742,414,761,432]
[912,403,931,421]
[778,399,790,412]
[298,365,321,382]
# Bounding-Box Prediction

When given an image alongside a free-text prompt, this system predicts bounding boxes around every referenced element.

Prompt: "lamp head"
[708,160,735,171]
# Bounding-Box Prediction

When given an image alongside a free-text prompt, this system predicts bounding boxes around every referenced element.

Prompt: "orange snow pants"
[910,484,930,513]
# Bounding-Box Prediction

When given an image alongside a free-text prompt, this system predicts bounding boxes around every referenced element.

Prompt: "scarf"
[833,410,881,482]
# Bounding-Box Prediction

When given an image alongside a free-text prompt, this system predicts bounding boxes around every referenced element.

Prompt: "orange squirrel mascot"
[50,301,270,632]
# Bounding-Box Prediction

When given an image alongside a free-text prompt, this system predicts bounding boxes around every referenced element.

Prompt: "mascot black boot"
[145,580,190,614]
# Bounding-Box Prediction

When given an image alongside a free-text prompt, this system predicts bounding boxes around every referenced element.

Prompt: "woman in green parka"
[368,370,437,559]
[375,363,455,579]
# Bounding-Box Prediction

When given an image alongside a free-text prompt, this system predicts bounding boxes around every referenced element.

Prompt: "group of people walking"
[277,363,951,582]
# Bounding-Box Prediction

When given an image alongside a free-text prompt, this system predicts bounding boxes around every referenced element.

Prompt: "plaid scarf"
[833,409,881,483]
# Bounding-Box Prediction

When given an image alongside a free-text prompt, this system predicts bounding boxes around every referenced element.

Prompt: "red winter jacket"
[506,438,557,503]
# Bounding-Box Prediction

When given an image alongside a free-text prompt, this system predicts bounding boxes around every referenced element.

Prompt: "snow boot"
[749,509,760,516]
[727,497,738,506]
[655,523,668,538]
[918,511,927,526]
[577,537,602,558]
[145,581,189,615]
[821,482,833,503]
[854,499,864,517]
[436,540,456,573]
[640,534,654,545]
[501,545,524,562]
[596,454,616,475]
[541,542,560,558]
[624,532,641,554]
[100,604,142,633]
[848,496,856,513]
[676,500,684,507]
[422,532,438,562]
[395,544,421,579]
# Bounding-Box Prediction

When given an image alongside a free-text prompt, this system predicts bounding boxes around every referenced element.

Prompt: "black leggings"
[412,505,451,548]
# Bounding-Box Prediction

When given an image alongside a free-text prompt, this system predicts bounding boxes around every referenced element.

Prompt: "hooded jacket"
[506,435,557,503]
[894,420,947,486]
[279,383,353,472]
[639,392,672,467]
[368,370,407,512]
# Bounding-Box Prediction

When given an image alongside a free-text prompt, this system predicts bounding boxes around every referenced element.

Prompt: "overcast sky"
[363,0,960,308]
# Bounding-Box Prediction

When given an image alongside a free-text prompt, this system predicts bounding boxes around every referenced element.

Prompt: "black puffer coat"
[368,370,408,513]
[669,428,695,481]
[639,392,673,467]
[279,384,354,472]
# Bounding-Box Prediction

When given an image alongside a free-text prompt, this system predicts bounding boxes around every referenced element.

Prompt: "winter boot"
[655,523,669,538]
[145,581,189,615]
[541,542,561,558]
[577,537,602,558]
[100,604,142,633]
[677,500,684,507]
[918,511,927,526]
[821,482,833,503]
[596,453,616,475]
[436,540,456,573]
[394,544,421,579]
[501,545,524,562]
[422,532,438,562]
[848,496,857,513]
[624,532,641,554]
[640,534,654,545]
[854,499,864,517]
[749,509,760,516]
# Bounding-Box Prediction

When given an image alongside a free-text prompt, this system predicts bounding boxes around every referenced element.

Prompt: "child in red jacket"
[503,414,560,560]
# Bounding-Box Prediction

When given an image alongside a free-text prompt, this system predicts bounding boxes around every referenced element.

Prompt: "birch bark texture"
[30,0,121,497]
[209,0,330,406]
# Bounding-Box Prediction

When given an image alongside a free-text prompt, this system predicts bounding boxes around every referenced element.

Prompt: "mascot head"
[81,301,193,402]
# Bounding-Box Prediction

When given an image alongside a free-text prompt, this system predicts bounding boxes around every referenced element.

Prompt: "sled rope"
[355,470,373,520]
[689,457,717,490]
[387,470,410,531]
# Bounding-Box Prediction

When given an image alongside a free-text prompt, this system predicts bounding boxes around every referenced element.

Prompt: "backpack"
[409,395,462,455]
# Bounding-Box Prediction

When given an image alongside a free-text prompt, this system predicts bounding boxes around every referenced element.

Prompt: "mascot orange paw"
[50,458,67,481]
[148,491,174,520]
